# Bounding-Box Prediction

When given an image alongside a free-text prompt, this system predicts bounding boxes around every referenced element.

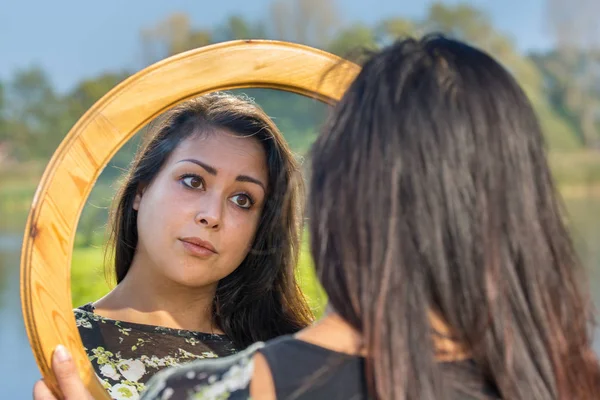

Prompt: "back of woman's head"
[309,34,600,399]
[108,92,313,348]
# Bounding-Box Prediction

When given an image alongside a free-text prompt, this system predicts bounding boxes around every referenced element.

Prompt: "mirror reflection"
[71,89,328,397]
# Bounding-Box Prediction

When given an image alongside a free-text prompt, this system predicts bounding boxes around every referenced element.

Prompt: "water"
[0,233,40,397]
[1,196,600,397]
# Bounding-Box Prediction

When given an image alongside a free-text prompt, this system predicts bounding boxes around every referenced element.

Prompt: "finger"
[33,379,57,400]
[51,345,90,400]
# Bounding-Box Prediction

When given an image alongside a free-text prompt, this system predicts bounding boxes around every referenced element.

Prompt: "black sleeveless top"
[141,335,501,399]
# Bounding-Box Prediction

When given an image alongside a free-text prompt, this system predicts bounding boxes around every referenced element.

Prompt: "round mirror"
[20,39,359,399]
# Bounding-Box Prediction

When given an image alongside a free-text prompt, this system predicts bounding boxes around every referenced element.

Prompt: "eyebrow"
[177,158,267,193]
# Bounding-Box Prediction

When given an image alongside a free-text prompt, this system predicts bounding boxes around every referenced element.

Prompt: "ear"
[132,184,147,211]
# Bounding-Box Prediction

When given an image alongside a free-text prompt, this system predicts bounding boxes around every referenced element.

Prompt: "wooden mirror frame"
[20,39,360,399]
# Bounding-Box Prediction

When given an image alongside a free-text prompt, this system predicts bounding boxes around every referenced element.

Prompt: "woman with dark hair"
[35,35,600,400]
[71,92,313,397]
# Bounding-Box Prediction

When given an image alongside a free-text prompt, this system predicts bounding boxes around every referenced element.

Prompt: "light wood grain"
[20,40,360,399]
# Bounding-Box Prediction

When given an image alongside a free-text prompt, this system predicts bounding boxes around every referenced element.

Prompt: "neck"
[295,311,364,355]
[296,307,469,361]
[92,257,221,334]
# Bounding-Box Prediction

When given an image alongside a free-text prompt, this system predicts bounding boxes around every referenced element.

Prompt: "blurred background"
[1,0,599,397]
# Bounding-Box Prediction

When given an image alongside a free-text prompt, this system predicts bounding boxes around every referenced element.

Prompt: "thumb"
[51,345,93,400]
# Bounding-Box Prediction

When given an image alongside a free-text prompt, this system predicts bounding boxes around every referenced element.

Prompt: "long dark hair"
[309,34,600,399]
[106,92,313,348]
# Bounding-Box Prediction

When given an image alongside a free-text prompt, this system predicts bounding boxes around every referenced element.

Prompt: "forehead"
[169,129,268,176]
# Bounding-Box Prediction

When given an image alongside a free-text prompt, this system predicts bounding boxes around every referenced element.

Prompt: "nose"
[194,194,222,229]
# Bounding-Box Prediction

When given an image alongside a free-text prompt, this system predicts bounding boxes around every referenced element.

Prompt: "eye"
[229,194,254,209]
[181,175,204,190]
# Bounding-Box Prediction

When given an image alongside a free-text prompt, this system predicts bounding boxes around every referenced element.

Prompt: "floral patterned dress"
[140,341,262,400]
[74,303,238,400]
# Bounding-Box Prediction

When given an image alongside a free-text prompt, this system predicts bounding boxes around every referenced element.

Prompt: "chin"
[169,275,214,289]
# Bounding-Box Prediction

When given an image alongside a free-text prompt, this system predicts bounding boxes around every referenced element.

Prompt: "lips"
[179,237,218,258]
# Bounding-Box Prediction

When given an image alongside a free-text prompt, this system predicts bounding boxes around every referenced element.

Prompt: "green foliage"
[70,237,328,317]
[0,82,6,140]
[214,15,268,42]
[419,4,582,151]
[327,23,377,58]
[2,0,600,313]
[531,50,600,148]
[296,234,327,317]
[71,246,112,308]
[3,67,67,160]
[64,72,130,129]
[0,1,596,166]
[232,88,327,155]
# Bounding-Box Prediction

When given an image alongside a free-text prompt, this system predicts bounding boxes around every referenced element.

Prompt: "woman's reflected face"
[132,130,268,288]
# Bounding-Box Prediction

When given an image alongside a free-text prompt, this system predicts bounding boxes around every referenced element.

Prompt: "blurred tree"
[0,81,6,140]
[423,3,535,84]
[213,15,268,42]
[3,66,70,160]
[65,72,129,123]
[0,81,9,166]
[537,0,600,148]
[64,71,137,178]
[423,4,511,49]
[419,3,580,150]
[325,17,418,62]
[546,0,599,50]
[375,17,418,45]
[140,13,213,62]
[2,1,589,165]
[269,0,341,47]
[531,51,600,148]
[327,23,377,60]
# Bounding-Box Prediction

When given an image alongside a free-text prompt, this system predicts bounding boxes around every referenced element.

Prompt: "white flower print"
[162,356,179,367]
[100,364,121,380]
[117,359,146,382]
[201,351,218,358]
[140,355,156,369]
[186,337,200,346]
[109,383,140,400]
[95,373,112,390]
[90,347,115,365]
[161,387,174,400]
[222,361,254,392]
[120,327,132,335]
[193,380,228,399]
[155,356,167,367]
[76,317,92,329]
[75,305,239,399]
[178,348,203,360]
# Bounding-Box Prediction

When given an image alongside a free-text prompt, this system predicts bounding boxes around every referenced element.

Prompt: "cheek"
[137,184,190,235]
[224,212,262,255]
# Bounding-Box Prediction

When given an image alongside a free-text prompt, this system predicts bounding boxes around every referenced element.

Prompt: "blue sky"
[0,0,549,93]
